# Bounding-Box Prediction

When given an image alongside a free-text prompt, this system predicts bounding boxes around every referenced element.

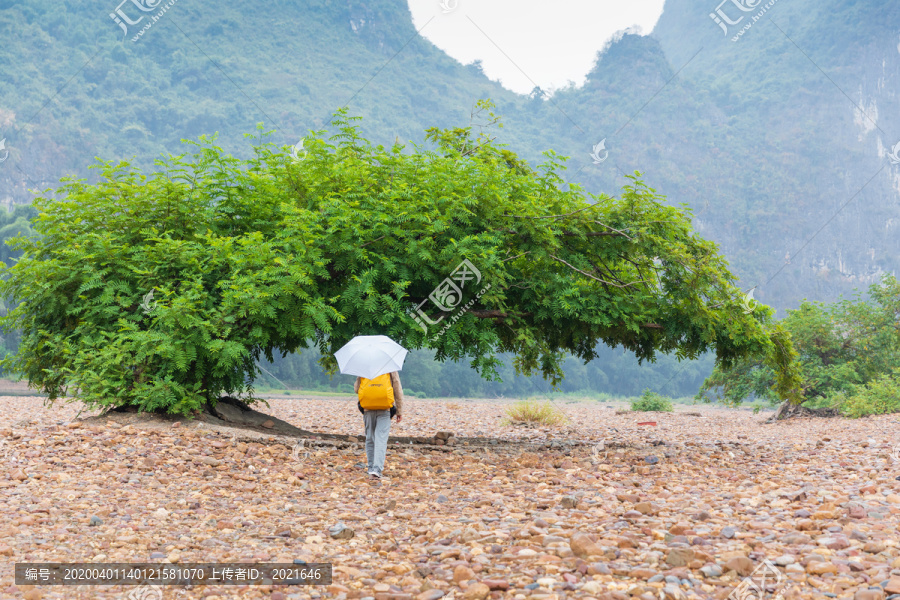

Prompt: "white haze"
[407,0,666,95]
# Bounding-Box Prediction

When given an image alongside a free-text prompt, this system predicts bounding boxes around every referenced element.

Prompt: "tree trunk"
[767,400,840,422]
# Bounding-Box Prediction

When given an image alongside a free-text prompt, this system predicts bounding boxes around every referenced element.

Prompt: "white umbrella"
[334,335,408,379]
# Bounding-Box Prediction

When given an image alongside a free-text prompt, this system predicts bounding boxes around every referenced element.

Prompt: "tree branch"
[502,252,531,262]
[459,135,497,158]
[592,221,633,240]
[501,205,598,220]
[470,310,513,319]
[502,226,627,238]
[561,231,626,237]
[361,235,386,247]
[469,308,664,331]
[549,254,647,289]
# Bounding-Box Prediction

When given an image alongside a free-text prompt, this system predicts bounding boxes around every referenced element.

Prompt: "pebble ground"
[1,394,898,600]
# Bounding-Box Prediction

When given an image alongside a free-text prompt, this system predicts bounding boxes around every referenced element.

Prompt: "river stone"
[570,532,603,559]
[724,557,755,577]
[666,548,695,567]
[329,523,355,540]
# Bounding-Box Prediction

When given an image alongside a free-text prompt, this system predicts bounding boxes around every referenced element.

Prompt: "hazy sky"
[407,0,667,95]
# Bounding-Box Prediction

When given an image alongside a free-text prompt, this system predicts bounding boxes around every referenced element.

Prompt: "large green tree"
[0,106,800,415]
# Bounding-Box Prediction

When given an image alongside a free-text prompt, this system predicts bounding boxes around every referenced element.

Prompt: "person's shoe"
[355,462,367,469]
[369,471,382,479]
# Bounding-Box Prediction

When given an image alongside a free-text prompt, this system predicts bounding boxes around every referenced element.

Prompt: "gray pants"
[363,410,391,475]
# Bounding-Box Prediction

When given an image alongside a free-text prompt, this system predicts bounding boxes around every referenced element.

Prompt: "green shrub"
[630,389,674,412]
[503,400,567,426]
[832,371,900,418]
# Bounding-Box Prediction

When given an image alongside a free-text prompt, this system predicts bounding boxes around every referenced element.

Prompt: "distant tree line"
[257,345,716,399]
[0,204,37,365]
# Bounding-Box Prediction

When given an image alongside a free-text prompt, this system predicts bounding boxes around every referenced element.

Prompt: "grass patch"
[630,389,674,412]
[502,400,567,426]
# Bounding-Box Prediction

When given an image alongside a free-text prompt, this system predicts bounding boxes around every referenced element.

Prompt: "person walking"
[355,371,403,478]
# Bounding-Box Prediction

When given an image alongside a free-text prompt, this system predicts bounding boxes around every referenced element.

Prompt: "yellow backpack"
[358,373,395,411]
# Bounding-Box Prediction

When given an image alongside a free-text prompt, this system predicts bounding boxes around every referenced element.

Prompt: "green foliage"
[0,108,798,415]
[503,400,567,426]
[832,371,900,418]
[698,275,900,413]
[630,389,674,412]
